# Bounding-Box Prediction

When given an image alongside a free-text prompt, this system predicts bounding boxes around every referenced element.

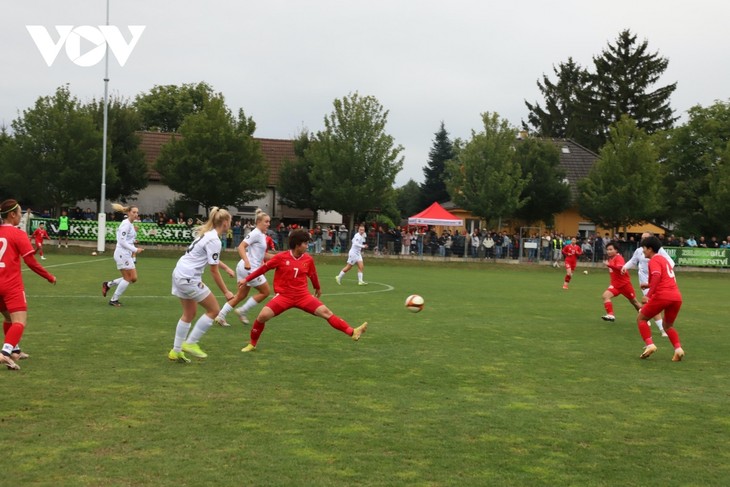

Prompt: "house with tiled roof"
[129,131,337,223]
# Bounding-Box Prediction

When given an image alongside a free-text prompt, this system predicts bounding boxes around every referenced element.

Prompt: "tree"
[661,100,730,235]
[523,58,590,140]
[134,82,216,132]
[420,122,454,208]
[83,96,148,207]
[155,96,268,211]
[512,138,571,226]
[307,92,404,228]
[396,179,423,221]
[277,130,320,221]
[2,85,102,212]
[581,29,677,151]
[702,142,730,236]
[577,116,662,233]
[445,112,528,226]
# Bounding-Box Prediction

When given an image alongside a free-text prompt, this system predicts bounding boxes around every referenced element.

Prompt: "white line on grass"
[22,257,113,272]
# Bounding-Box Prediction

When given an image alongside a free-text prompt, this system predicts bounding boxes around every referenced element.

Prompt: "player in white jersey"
[102,203,144,307]
[621,232,675,337]
[214,209,274,326]
[336,224,369,286]
[168,207,235,363]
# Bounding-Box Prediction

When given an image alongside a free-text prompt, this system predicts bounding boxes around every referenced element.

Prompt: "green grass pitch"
[5,249,730,486]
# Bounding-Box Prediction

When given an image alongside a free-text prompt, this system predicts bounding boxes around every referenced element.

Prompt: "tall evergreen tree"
[420,122,453,209]
[581,29,677,151]
[523,58,590,140]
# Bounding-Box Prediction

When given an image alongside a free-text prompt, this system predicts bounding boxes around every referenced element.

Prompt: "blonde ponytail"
[195,206,231,237]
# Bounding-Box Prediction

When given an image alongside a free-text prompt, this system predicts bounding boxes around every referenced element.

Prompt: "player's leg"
[1,309,28,370]
[601,289,616,321]
[182,291,220,358]
[242,301,280,352]
[661,301,684,361]
[311,300,367,341]
[637,302,659,359]
[110,268,137,305]
[563,263,574,289]
[356,259,367,285]
[236,280,271,325]
[216,284,250,326]
[336,262,353,284]
[169,297,196,363]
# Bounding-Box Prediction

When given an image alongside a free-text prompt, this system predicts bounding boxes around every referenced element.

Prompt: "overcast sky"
[3,0,729,186]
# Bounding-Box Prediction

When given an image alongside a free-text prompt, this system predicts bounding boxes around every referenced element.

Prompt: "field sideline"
[5,249,730,486]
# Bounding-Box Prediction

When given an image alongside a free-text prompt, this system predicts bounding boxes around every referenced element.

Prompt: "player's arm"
[238,239,251,269]
[245,257,276,283]
[209,264,233,300]
[218,260,235,278]
[22,252,56,283]
[309,266,321,298]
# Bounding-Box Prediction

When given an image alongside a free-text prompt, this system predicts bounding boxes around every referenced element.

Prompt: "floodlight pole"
[97,0,110,253]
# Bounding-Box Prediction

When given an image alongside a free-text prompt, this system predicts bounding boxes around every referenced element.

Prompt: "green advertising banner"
[29,218,196,245]
[664,247,729,267]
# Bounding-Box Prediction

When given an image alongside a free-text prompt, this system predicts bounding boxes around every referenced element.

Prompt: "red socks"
[4,322,25,348]
[637,319,654,345]
[665,327,681,349]
[250,320,266,346]
[604,302,614,315]
[327,315,353,335]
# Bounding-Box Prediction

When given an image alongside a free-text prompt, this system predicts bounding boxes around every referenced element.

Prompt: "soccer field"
[6,250,730,486]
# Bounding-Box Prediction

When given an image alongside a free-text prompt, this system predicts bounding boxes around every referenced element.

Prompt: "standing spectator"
[323,225,332,252]
[313,225,323,254]
[686,235,697,247]
[168,207,235,363]
[57,209,69,248]
[19,208,34,235]
[338,224,349,251]
[232,220,242,247]
[83,207,95,220]
[561,237,583,290]
[636,236,685,361]
[335,224,368,285]
[697,236,708,248]
[102,204,144,307]
[32,222,51,260]
[600,241,641,322]
[240,229,367,353]
[471,229,481,258]
[0,199,56,370]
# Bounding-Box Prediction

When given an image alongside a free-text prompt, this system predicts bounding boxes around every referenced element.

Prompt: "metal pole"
[97,0,110,253]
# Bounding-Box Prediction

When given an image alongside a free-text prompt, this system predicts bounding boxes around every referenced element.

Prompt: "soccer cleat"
[182,342,208,358]
[102,281,110,297]
[11,350,29,360]
[335,275,342,285]
[358,281,368,286]
[235,308,250,325]
[168,349,191,363]
[661,331,668,337]
[351,322,368,341]
[41,256,46,260]
[562,284,569,290]
[1,354,20,371]
[601,314,616,322]
[241,344,256,353]
[640,344,657,359]
[214,316,230,327]
[672,347,685,362]
[109,300,121,307]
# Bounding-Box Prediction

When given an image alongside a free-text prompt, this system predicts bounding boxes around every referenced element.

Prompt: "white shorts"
[346,252,363,267]
[114,250,136,270]
[236,260,267,288]
[171,273,211,302]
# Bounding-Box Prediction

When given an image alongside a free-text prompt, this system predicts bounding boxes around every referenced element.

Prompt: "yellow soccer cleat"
[241,344,256,353]
[182,342,208,359]
[168,349,191,363]
[351,322,368,341]
[672,347,685,362]
[640,344,657,359]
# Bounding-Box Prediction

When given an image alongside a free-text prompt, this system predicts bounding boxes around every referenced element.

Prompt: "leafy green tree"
[277,130,320,221]
[307,92,404,228]
[581,29,677,151]
[703,142,730,235]
[660,100,730,235]
[134,82,216,132]
[0,127,10,197]
[420,122,454,208]
[513,138,571,226]
[577,116,662,233]
[445,112,528,226]
[3,85,102,212]
[396,179,423,220]
[83,96,148,207]
[155,96,267,211]
[523,58,591,141]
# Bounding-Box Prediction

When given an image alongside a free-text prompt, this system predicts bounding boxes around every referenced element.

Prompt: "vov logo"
[26,25,145,67]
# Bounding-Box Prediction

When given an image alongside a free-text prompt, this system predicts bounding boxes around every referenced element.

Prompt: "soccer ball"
[91,252,97,256]
[405,294,425,313]
[583,270,588,275]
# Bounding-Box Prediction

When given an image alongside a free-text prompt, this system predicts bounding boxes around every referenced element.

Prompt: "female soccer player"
[636,236,685,361]
[240,228,367,352]
[214,209,274,327]
[561,237,583,289]
[0,199,56,370]
[335,224,368,285]
[102,203,144,307]
[168,207,235,363]
[32,222,51,260]
[600,241,641,322]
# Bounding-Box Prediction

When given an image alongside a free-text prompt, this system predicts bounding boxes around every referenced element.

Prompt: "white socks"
[186,315,214,344]
[173,320,191,351]
[112,279,130,301]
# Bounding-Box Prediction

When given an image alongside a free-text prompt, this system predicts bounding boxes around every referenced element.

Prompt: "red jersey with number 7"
[245,250,320,298]
[646,254,681,301]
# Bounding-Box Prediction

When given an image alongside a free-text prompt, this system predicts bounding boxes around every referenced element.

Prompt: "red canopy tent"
[408,202,464,227]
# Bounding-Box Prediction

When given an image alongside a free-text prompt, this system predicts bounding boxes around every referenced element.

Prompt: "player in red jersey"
[600,241,640,322]
[561,237,583,289]
[636,236,684,361]
[32,222,51,260]
[0,199,56,370]
[240,228,367,352]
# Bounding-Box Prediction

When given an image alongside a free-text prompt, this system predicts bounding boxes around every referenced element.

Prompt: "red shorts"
[265,293,324,316]
[0,286,28,313]
[607,284,636,301]
[641,298,682,324]
[565,259,577,272]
